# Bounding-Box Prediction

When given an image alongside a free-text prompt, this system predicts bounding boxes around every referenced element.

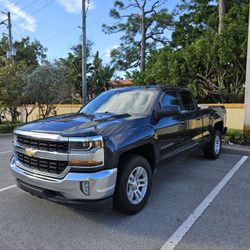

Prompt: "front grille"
[17,135,68,153]
[17,152,68,175]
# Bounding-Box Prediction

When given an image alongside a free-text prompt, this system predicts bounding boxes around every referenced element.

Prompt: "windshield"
[80,89,157,116]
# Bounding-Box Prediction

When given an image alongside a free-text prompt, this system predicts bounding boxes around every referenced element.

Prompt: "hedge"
[0,123,22,134]
[224,129,250,145]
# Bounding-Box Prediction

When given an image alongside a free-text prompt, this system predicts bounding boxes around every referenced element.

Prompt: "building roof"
[109,79,133,87]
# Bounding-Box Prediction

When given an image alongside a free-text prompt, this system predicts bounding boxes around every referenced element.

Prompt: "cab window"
[179,90,196,111]
[161,92,181,108]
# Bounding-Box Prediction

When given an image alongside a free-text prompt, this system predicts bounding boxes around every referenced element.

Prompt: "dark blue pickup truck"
[10,86,226,214]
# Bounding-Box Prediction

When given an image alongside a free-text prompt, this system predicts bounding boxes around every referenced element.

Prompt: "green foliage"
[103,0,173,71]
[225,129,250,145]
[57,41,93,99]
[88,52,115,96]
[14,37,47,66]
[0,61,28,122]
[0,36,48,122]
[0,122,21,134]
[134,0,248,103]
[24,63,70,118]
[171,0,218,47]
[0,36,47,66]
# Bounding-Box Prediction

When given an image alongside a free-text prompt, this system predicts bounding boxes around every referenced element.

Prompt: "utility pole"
[7,12,13,59]
[82,0,87,105]
[244,5,250,134]
[0,11,14,59]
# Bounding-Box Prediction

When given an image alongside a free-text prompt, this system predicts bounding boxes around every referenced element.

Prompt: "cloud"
[0,0,36,32]
[104,45,119,58]
[0,12,6,22]
[56,0,95,14]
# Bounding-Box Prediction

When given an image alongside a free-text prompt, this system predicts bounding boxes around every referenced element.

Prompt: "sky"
[0,0,177,63]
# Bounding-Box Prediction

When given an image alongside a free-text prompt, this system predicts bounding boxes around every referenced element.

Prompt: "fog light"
[81,181,90,196]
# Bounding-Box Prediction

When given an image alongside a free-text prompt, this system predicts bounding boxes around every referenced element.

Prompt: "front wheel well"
[118,144,156,173]
[214,121,224,134]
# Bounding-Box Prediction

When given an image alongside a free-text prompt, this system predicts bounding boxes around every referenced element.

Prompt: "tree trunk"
[218,0,225,34]
[11,107,18,123]
[140,8,146,72]
[11,114,17,123]
[25,112,28,123]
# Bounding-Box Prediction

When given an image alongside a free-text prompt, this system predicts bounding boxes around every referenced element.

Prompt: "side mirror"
[156,105,181,118]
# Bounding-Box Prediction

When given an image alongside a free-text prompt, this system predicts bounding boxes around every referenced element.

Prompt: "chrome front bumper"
[10,157,117,201]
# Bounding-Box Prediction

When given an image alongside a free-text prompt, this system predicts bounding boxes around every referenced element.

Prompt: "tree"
[24,63,69,118]
[0,61,28,122]
[171,0,218,48]
[0,36,47,66]
[135,0,249,103]
[14,37,47,66]
[20,87,38,123]
[88,52,115,96]
[103,0,173,72]
[58,41,92,99]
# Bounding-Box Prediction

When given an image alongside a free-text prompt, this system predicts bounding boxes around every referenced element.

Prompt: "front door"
[155,91,188,165]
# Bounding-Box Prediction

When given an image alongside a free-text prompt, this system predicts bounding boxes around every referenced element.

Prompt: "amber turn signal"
[68,160,103,166]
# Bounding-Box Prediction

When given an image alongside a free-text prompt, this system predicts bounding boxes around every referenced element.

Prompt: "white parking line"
[161,155,249,250]
[0,185,17,193]
[0,151,12,155]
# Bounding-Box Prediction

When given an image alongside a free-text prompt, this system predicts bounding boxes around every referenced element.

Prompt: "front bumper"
[16,179,113,211]
[10,157,117,210]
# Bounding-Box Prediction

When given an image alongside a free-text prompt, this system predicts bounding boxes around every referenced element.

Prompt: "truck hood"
[16,113,148,137]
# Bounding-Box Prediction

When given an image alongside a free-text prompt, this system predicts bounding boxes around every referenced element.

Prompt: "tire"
[114,154,152,215]
[203,130,222,159]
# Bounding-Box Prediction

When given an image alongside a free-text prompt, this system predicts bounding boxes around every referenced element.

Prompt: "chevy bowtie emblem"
[26,148,36,157]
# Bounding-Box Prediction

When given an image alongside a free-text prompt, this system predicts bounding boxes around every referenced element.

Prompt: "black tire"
[203,130,222,159]
[114,154,152,215]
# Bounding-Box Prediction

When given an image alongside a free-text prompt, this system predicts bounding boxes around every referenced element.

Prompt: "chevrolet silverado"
[10,86,226,214]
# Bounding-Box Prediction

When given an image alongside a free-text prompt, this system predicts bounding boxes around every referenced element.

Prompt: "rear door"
[178,89,203,146]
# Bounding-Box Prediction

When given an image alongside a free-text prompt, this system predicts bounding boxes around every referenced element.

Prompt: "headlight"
[13,134,17,144]
[69,136,104,151]
[68,136,104,167]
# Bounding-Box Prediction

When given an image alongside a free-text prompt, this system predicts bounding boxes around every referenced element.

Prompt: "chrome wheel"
[127,166,148,205]
[214,135,221,155]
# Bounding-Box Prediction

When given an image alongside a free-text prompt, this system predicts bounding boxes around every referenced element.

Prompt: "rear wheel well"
[118,144,156,172]
[214,121,224,134]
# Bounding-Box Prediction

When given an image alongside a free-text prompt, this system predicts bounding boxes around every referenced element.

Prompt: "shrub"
[0,123,22,134]
[224,129,250,145]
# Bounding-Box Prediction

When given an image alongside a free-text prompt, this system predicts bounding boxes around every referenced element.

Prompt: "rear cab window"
[179,90,197,111]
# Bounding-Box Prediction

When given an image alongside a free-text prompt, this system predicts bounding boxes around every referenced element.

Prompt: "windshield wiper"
[103,111,131,117]
[79,112,95,120]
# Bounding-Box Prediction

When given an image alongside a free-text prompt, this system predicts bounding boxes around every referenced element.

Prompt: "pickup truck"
[10,86,226,214]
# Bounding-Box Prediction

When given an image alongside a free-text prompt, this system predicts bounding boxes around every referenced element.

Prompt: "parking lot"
[0,135,250,250]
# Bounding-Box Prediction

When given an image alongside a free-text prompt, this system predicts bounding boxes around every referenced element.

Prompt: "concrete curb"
[0,133,13,138]
[222,144,250,156]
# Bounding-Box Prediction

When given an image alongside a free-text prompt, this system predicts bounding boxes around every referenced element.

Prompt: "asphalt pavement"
[0,135,249,250]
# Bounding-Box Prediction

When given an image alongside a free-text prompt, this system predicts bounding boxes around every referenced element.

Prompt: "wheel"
[114,154,152,214]
[203,130,222,159]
